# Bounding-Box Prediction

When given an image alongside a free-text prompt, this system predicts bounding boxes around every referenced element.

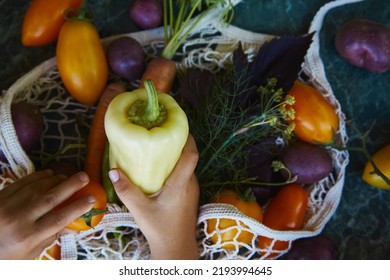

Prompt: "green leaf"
[80,208,107,228]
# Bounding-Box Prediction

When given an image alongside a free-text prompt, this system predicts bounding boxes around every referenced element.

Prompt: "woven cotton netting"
[0,0,356,260]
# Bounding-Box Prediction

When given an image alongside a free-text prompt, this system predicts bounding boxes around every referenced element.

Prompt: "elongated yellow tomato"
[362,144,390,189]
[56,12,108,106]
[206,190,263,250]
[287,80,339,144]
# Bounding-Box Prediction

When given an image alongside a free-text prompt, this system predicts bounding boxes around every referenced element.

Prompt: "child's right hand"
[0,170,95,259]
[109,134,200,260]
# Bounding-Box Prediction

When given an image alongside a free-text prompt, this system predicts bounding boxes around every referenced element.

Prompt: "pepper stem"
[144,80,160,123]
[128,80,167,130]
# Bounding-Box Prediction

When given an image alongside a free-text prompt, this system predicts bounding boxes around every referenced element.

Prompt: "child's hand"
[109,135,200,260]
[0,170,95,259]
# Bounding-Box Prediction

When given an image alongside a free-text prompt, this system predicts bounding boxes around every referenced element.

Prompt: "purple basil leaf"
[233,41,249,74]
[177,68,215,108]
[249,33,314,91]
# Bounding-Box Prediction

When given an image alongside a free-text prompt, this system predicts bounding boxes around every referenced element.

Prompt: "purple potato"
[107,36,146,82]
[129,0,163,30]
[335,18,390,73]
[0,102,44,161]
[284,235,338,260]
[280,141,333,185]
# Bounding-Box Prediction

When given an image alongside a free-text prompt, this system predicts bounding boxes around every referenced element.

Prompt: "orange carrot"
[139,56,176,94]
[84,82,126,183]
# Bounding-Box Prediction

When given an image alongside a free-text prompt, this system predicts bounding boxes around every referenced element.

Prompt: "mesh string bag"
[0,0,361,260]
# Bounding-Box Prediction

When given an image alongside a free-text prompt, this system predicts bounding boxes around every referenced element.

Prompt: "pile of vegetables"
[1,0,388,260]
[173,32,342,258]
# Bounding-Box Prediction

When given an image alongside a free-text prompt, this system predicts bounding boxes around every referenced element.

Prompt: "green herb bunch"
[178,67,295,202]
[176,35,314,202]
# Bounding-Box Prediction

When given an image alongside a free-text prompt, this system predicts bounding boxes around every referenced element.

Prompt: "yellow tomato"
[56,11,108,106]
[206,190,263,250]
[41,243,61,260]
[287,80,339,144]
[362,144,390,190]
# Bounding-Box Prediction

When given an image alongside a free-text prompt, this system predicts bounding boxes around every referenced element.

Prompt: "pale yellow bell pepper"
[104,80,189,195]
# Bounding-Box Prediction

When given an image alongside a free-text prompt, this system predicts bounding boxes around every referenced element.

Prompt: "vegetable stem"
[144,80,160,123]
[161,0,234,60]
[128,80,167,129]
[330,122,390,187]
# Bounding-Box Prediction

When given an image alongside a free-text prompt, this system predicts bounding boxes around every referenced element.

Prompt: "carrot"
[139,56,176,94]
[137,1,233,94]
[84,82,126,183]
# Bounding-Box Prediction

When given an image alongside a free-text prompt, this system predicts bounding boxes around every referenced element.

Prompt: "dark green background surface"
[1,0,389,259]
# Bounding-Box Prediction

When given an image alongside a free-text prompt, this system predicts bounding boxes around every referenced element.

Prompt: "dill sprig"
[180,67,295,202]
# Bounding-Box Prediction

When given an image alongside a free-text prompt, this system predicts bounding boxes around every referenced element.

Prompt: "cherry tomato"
[21,0,83,46]
[56,9,108,106]
[206,189,263,250]
[56,179,107,231]
[362,143,390,190]
[287,80,339,144]
[257,183,308,259]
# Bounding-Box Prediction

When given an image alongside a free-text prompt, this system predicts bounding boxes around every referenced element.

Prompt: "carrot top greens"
[161,0,234,59]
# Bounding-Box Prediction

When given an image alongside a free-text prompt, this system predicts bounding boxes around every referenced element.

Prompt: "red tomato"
[287,80,339,144]
[257,183,308,259]
[21,0,83,46]
[207,189,263,250]
[57,179,107,231]
[56,10,108,106]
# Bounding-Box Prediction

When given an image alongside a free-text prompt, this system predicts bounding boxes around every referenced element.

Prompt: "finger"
[35,194,95,238]
[2,169,54,197]
[164,134,199,190]
[31,172,90,218]
[2,173,65,212]
[108,168,149,211]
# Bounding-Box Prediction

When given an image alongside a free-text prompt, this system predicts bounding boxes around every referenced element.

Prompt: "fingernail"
[78,172,89,183]
[87,195,96,204]
[108,169,119,183]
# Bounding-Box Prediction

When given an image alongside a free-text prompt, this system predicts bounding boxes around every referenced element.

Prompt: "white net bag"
[0,0,359,260]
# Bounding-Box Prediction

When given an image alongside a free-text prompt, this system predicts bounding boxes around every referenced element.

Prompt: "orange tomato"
[287,80,338,144]
[362,143,390,190]
[21,0,83,46]
[56,10,108,106]
[57,179,107,231]
[207,190,263,250]
[41,243,61,260]
[257,183,308,259]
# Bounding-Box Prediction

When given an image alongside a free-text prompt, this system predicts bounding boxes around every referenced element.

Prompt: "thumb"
[108,168,148,210]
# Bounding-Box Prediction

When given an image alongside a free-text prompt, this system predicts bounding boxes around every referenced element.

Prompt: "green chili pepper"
[102,142,120,204]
